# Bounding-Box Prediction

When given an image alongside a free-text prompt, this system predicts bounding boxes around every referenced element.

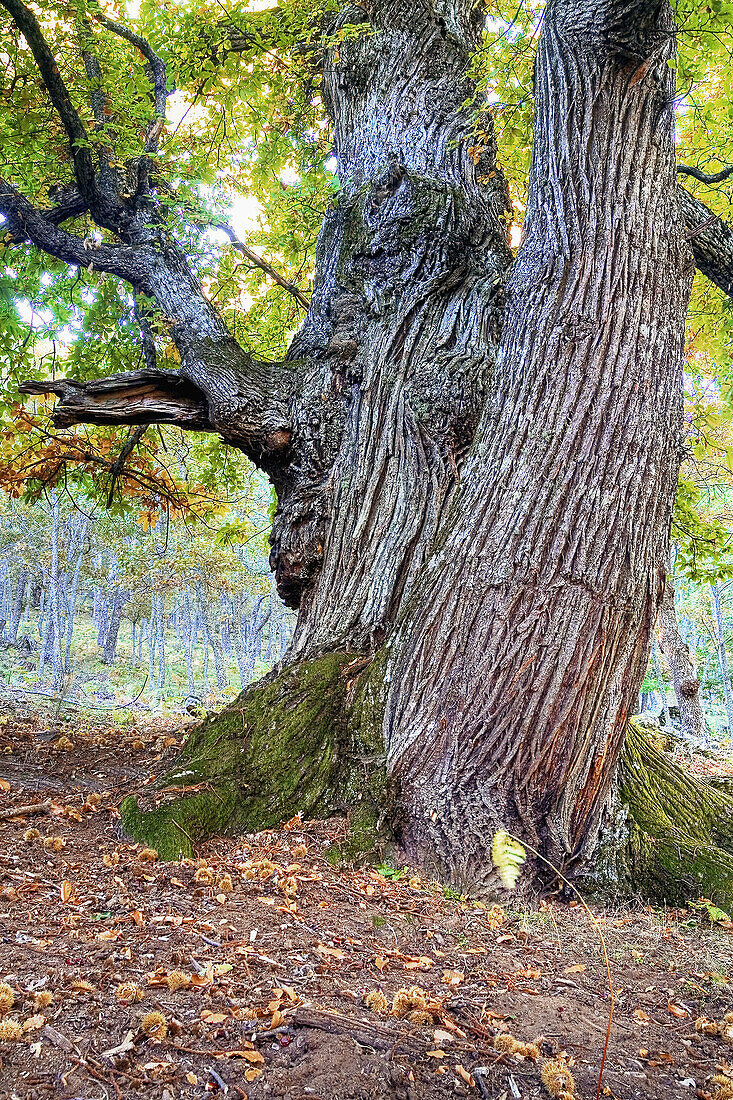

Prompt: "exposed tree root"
[120,652,392,861]
[610,719,733,909]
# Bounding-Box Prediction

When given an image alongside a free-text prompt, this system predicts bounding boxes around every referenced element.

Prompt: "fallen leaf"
[442,970,465,986]
[244,1067,262,1082]
[314,944,347,961]
[186,1073,198,1085]
[668,1003,690,1019]
[563,964,586,975]
[22,1015,45,1032]
[0,778,10,793]
[60,880,73,903]
[633,1009,651,1022]
[426,1049,447,1059]
[374,956,388,971]
[200,1010,228,1024]
[455,1065,475,1086]
[402,955,433,970]
[241,1051,265,1064]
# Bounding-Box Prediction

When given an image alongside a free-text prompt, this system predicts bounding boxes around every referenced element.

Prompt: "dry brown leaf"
[0,779,10,793]
[375,956,388,971]
[454,1065,475,1087]
[22,1015,45,1032]
[314,944,347,961]
[60,881,73,903]
[244,1067,262,1082]
[240,1050,265,1064]
[200,1010,228,1023]
[563,964,586,975]
[668,1003,690,1019]
[426,1049,447,1058]
[442,970,464,986]
[633,1009,651,1022]
[402,955,433,970]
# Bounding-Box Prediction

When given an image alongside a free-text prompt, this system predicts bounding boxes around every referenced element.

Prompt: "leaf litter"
[0,700,732,1098]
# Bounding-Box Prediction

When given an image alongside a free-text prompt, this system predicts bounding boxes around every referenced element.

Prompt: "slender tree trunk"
[196,581,227,691]
[7,565,26,645]
[102,589,128,665]
[48,492,64,691]
[658,577,705,740]
[652,644,670,728]
[711,583,733,734]
[64,517,88,672]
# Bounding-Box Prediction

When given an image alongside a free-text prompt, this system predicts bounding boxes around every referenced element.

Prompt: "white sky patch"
[230,193,264,238]
[280,164,301,186]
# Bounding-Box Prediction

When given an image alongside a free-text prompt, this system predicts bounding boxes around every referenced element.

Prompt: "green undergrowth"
[615,719,733,909]
[120,651,392,861]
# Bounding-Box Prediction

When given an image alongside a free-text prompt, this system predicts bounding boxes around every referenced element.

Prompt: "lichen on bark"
[120,651,392,861]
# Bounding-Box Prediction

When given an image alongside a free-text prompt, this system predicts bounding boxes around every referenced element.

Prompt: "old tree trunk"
[9,0,733,900]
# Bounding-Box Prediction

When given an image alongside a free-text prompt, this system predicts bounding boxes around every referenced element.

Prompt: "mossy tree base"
[601,719,733,910]
[120,652,391,861]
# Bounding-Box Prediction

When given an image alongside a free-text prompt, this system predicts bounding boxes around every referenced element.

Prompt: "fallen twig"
[0,798,52,822]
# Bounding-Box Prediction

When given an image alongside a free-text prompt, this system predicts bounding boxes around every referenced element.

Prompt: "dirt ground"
[0,700,732,1100]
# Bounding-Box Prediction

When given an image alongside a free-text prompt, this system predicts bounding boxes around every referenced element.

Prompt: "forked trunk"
[20,0,702,892]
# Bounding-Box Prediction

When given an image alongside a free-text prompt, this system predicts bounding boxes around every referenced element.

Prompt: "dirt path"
[0,701,731,1100]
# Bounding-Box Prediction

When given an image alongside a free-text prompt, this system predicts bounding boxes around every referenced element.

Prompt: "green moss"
[613,719,733,908]
[120,651,392,861]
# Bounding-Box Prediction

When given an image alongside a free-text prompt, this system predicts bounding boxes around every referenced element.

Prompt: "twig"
[0,798,52,822]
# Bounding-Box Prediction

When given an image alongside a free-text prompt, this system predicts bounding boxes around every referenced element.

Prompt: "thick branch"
[89,4,168,192]
[0,178,142,282]
[678,186,733,299]
[0,0,96,201]
[678,163,733,185]
[19,370,213,431]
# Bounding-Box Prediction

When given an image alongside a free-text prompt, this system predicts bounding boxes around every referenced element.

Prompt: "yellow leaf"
[0,778,10,792]
[185,1073,198,1085]
[240,1051,265,1064]
[244,1067,262,1082]
[426,1050,447,1059]
[491,830,526,890]
[374,956,388,971]
[60,880,73,903]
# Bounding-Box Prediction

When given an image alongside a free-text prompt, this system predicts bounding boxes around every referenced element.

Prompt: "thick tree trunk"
[19,0,717,896]
[658,577,705,740]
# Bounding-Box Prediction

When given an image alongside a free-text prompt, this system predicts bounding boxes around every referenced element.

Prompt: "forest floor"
[0,701,732,1100]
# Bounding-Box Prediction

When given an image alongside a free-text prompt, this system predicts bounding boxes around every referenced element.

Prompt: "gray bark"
[9,0,713,885]
[102,588,128,665]
[658,577,705,740]
[711,583,733,734]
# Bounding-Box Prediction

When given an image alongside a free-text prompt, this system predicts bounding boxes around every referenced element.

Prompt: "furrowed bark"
[658,577,705,741]
[382,0,694,887]
[270,0,511,618]
[677,187,733,299]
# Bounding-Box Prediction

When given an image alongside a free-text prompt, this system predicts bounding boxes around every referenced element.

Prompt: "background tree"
[3,0,733,893]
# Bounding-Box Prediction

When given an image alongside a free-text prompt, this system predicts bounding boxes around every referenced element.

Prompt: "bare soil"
[0,700,732,1100]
